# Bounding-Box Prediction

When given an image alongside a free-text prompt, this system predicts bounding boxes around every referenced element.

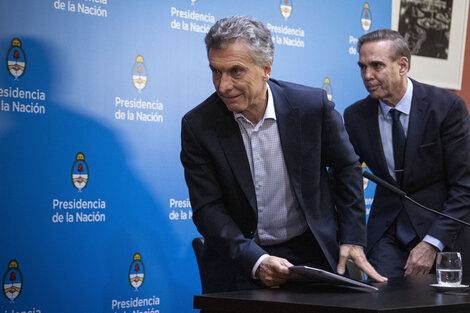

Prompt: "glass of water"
[436,252,462,286]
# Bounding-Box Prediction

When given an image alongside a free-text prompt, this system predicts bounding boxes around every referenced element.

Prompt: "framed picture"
[391,0,469,90]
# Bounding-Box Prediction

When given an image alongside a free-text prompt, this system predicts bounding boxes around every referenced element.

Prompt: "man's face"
[358,40,408,106]
[208,40,272,122]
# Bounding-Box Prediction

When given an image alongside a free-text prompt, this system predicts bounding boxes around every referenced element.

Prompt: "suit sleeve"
[180,116,267,278]
[426,97,470,247]
[321,94,367,246]
[343,107,364,164]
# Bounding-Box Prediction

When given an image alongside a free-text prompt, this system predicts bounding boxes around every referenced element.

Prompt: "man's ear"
[398,56,409,75]
[264,63,272,81]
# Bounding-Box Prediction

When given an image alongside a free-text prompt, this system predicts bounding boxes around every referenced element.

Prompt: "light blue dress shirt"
[378,78,443,251]
[235,84,308,277]
[235,84,308,246]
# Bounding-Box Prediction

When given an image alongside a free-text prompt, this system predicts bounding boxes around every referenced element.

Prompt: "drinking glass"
[436,252,462,286]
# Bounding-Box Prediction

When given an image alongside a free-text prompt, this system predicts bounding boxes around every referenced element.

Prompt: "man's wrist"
[252,254,269,279]
[423,235,444,251]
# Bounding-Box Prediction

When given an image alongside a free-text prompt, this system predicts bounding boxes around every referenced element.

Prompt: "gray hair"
[358,29,411,69]
[205,16,274,67]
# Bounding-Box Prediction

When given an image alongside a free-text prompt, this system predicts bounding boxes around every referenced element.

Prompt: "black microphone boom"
[363,171,470,228]
[363,171,406,198]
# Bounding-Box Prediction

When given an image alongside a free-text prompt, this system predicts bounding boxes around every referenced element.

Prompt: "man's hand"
[337,244,388,282]
[404,241,438,276]
[255,256,294,287]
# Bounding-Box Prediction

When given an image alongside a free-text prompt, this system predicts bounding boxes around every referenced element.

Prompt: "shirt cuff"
[423,235,445,251]
[252,254,269,279]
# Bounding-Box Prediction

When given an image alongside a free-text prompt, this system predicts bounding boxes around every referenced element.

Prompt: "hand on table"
[337,244,388,283]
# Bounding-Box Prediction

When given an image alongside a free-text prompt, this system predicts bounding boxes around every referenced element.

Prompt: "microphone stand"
[363,171,470,228]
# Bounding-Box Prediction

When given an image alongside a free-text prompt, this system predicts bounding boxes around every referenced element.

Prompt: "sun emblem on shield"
[71,152,89,192]
[132,55,148,92]
[129,253,145,291]
[322,77,333,101]
[280,0,293,20]
[362,162,370,190]
[361,2,372,32]
[6,38,26,80]
[3,260,22,303]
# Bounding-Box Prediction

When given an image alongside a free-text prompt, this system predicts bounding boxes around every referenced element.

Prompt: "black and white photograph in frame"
[392,0,469,90]
[398,0,452,60]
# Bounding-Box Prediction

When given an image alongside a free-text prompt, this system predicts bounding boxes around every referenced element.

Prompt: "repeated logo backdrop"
[0,1,390,312]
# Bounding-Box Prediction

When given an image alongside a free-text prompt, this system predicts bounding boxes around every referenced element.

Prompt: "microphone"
[363,171,470,228]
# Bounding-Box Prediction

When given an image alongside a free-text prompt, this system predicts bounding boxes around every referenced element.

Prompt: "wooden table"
[194,275,470,312]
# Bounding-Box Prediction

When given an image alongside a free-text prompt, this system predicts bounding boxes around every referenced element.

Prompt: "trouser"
[367,224,419,278]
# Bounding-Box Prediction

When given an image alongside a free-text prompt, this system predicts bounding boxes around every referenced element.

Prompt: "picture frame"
[391,0,469,90]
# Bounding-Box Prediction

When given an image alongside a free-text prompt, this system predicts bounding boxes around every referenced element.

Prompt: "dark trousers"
[367,224,419,278]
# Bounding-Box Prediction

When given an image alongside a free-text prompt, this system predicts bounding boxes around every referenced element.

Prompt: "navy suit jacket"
[344,79,470,262]
[181,79,366,292]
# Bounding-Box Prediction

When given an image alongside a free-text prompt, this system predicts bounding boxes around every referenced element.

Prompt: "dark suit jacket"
[181,79,366,292]
[344,79,470,267]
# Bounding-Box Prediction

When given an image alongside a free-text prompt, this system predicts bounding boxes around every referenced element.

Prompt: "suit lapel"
[363,97,395,183]
[268,81,304,206]
[404,80,427,187]
[215,100,258,211]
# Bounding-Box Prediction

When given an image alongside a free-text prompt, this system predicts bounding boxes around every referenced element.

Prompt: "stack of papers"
[289,265,378,291]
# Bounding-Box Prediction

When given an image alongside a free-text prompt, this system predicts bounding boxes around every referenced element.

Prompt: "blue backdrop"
[1,1,389,312]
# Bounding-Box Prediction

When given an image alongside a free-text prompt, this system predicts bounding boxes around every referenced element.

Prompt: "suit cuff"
[423,235,445,251]
[252,254,269,279]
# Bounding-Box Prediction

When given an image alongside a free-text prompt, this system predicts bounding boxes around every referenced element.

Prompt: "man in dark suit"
[181,16,386,293]
[344,29,470,278]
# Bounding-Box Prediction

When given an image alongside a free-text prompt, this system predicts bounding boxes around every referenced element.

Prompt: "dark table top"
[194,275,470,313]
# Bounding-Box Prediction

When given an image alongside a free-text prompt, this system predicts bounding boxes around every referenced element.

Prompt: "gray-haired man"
[181,16,386,293]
